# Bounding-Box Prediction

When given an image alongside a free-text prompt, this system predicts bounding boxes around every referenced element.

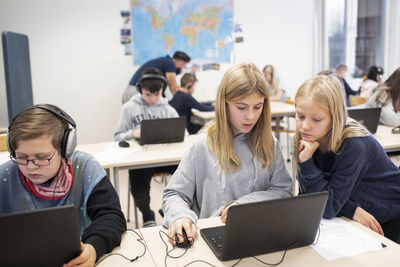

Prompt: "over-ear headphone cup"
[6,130,15,157]
[61,128,70,158]
[60,128,77,158]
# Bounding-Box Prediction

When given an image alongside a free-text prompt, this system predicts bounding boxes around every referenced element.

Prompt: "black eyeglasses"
[10,150,57,166]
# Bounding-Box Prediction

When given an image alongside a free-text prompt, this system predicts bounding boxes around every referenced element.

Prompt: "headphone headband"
[34,105,76,128]
[137,74,167,85]
[7,104,77,158]
[136,73,168,95]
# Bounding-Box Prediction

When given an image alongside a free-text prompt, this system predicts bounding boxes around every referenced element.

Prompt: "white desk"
[77,136,194,196]
[97,216,400,267]
[374,125,400,153]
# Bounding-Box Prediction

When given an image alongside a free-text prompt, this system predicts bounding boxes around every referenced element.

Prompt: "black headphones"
[136,73,168,94]
[7,104,77,159]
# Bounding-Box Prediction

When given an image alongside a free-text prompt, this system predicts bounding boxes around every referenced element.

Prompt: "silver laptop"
[200,192,329,261]
[0,205,81,267]
[348,107,381,134]
[138,117,186,145]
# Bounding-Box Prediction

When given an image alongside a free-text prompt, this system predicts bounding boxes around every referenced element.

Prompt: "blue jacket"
[169,91,214,134]
[129,55,176,86]
[299,135,400,223]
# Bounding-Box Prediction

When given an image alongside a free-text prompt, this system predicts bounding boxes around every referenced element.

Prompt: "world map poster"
[131,0,234,65]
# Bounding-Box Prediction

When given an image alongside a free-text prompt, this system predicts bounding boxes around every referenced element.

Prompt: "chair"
[349,95,366,106]
[271,98,296,162]
[127,172,171,228]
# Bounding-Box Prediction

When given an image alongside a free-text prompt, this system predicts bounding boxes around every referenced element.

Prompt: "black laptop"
[200,192,328,261]
[0,205,81,267]
[137,117,186,145]
[347,107,381,134]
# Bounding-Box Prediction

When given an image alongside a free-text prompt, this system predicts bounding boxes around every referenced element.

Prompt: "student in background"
[162,63,292,245]
[115,67,179,227]
[262,65,286,102]
[294,75,400,242]
[335,64,359,106]
[1,104,126,266]
[365,67,400,127]
[122,51,191,103]
[169,73,214,134]
[359,65,384,99]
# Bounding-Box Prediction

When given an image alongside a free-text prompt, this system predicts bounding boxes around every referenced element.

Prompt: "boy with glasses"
[1,104,126,267]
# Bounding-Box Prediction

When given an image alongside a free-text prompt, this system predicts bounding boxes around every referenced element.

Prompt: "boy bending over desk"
[114,67,180,227]
[162,63,292,246]
[0,104,126,266]
[169,73,214,134]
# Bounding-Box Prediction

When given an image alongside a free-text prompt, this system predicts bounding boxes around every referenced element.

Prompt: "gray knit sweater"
[162,131,293,227]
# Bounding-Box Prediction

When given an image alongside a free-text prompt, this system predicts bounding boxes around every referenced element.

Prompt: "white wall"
[0,0,135,144]
[193,0,315,102]
[0,0,316,144]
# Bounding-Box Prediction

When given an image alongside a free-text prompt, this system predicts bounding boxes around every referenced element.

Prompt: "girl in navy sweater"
[294,75,400,242]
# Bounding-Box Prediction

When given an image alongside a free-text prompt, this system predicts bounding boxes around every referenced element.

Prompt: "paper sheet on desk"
[93,147,139,164]
[311,217,383,261]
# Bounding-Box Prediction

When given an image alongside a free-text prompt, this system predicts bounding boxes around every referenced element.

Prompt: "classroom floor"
[119,130,296,229]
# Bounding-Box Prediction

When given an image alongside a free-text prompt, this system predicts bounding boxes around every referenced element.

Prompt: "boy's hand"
[132,129,141,139]
[63,242,96,267]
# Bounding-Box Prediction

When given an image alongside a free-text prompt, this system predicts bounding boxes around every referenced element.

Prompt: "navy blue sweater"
[169,91,214,134]
[299,135,400,223]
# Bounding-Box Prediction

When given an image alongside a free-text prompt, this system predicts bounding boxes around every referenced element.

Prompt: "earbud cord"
[28,158,68,210]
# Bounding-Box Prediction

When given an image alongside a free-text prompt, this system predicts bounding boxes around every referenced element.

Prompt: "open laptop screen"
[347,107,381,134]
[200,192,329,261]
[138,117,186,145]
[0,205,81,267]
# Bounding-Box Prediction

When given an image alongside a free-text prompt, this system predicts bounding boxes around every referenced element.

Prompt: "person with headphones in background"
[122,51,191,104]
[169,73,215,134]
[114,67,180,227]
[359,65,384,99]
[0,104,126,267]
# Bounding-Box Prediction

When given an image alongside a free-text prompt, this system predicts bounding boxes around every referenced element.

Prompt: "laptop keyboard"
[201,226,225,252]
[210,234,223,251]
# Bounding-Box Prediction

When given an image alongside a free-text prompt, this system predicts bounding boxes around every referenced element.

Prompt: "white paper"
[93,147,139,164]
[311,217,384,261]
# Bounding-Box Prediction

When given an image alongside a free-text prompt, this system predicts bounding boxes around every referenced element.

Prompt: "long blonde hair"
[207,63,275,174]
[294,75,369,162]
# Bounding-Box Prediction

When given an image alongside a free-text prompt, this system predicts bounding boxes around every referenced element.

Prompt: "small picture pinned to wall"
[120,10,132,55]
[202,63,220,71]
[234,23,244,43]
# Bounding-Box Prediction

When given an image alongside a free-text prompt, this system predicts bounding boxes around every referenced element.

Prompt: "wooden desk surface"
[97,216,400,267]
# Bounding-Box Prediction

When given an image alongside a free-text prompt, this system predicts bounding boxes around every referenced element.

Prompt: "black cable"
[159,230,243,267]
[94,229,146,265]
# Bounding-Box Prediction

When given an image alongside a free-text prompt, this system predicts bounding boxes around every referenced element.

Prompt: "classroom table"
[77,136,194,196]
[373,125,400,153]
[96,216,400,267]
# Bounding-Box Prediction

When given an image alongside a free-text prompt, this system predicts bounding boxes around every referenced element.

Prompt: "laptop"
[0,205,81,267]
[200,192,328,261]
[347,107,381,134]
[137,117,186,145]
